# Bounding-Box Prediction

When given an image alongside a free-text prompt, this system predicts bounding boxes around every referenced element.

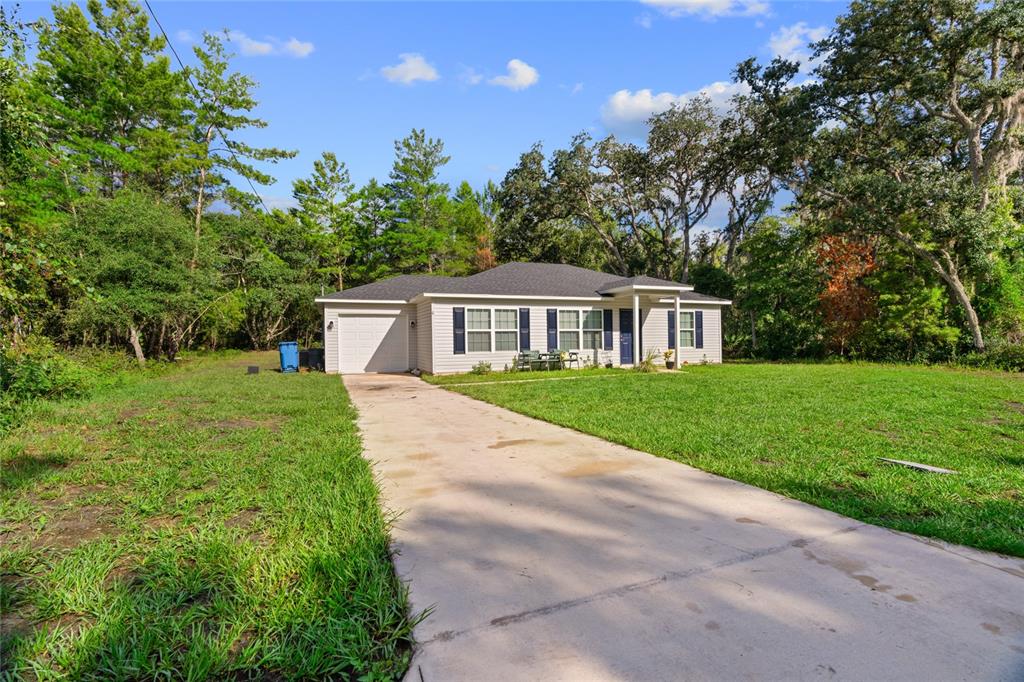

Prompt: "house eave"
[315,298,410,305]
[599,284,695,295]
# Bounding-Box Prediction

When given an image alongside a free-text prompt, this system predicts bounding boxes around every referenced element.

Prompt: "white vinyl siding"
[417,299,432,373]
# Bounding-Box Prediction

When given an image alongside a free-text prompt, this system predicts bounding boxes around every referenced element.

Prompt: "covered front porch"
[598,281,697,370]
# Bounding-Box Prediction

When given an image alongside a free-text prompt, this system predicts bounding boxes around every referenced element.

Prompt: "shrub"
[1,336,92,402]
[955,344,1024,373]
[470,361,492,375]
[0,336,95,431]
[634,350,661,373]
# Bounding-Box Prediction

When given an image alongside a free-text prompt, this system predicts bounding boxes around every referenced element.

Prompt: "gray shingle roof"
[317,262,730,303]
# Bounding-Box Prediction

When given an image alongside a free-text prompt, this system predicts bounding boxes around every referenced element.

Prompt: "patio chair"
[516,350,541,371]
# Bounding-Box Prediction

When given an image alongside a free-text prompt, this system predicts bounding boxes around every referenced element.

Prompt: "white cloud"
[641,0,769,19]
[768,22,828,72]
[380,53,440,85]
[488,59,539,91]
[458,65,483,86]
[175,29,195,43]
[571,82,584,95]
[636,13,654,29]
[283,37,315,58]
[225,30,315,58]
[600,81,749,137]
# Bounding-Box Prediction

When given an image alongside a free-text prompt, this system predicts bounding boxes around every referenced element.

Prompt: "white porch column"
[632,293,641,366]
[674,295,681,370]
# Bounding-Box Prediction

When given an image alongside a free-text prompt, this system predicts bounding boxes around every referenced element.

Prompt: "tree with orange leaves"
[817,235,876,356]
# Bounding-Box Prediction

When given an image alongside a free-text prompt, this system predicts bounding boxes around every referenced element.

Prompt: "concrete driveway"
[344,373,1024,681]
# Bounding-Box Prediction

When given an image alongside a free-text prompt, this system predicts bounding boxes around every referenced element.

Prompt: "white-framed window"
[558,310,580,350]
[466,307,518,353]
[557,309,604,351]
[678,311,695,348]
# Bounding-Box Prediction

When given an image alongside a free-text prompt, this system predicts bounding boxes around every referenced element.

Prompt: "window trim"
[678,309,696,349]
[556,307,605,352]
[465,307,519,354]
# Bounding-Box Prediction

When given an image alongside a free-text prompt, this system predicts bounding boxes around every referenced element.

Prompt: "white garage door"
[339,313,409,374]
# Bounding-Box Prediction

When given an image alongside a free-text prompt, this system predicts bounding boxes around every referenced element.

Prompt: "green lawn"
[441,363,1024,557]
[1,352,420,679]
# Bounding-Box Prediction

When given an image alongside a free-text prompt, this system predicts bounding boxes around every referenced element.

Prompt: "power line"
[143,0,273,215]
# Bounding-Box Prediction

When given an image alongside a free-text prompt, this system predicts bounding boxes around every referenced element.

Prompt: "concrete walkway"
[344,374,1024,681]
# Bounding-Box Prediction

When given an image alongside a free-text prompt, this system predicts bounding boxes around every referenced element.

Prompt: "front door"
[619,309,633,365]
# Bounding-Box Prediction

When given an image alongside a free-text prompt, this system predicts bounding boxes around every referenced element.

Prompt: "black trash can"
[307,348,325,372]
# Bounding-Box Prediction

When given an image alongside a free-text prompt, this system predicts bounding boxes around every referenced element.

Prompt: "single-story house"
[315,262,732,374]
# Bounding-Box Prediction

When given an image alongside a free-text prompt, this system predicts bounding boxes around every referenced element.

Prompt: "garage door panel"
[339,313,408,374]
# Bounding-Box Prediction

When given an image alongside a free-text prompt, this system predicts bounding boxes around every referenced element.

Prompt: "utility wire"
[143,0,273,215]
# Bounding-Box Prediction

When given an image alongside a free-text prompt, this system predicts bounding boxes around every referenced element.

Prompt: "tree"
[495,142,616,271]
[743,0,1024,351]
[644,98,730,281]
[733,218,825,359]
[817,235,877,356]
[384,129,451,273]
[60,191,205,363]
[31,0,186,198]
[0,6,75,343]
[293,151,357,289]
[185,31,296,263]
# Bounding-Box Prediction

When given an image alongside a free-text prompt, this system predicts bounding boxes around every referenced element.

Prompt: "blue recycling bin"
[278,341,299,373]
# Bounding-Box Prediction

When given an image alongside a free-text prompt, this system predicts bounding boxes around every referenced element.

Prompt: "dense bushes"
[0,336,173,432]
[955,345,1024,373]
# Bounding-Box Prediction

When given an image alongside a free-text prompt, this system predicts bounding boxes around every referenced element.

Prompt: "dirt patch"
[225,508,260,529]
[228,630,255,658]
[981,622,1002,635]
[117,407,147,423]
[560,460,635,478]
[407,452,438,461]
[104,557,140,588]
[146,514,179,530]
[0,607,38,640]
[32,504,120,551]
[895,593,917,603]
[1006,401,1024,414]
[735,517,764,525]
[205,417,282,433]
[385,469,418,479]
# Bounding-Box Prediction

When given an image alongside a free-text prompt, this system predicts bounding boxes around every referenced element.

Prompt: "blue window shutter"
[519,308,530,350]
[546,309,557,350]
[453,307,466,354]
[668,310,676,350]
[695,310,704,349]
[602,309,613,350]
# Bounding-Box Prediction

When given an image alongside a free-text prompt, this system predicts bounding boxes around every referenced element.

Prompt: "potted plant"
[664,348,675,370]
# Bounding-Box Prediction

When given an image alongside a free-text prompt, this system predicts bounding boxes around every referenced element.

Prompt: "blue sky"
[20,0,849,215]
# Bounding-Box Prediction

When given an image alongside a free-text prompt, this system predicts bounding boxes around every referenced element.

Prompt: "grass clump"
[1,352,420,679]
[445,362,1024,557]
